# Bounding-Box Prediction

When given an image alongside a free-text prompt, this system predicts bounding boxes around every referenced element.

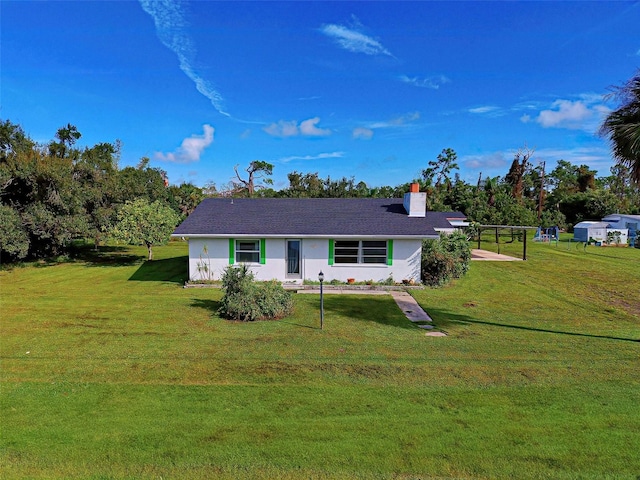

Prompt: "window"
[236,240,260,263]
[334,240,388,264]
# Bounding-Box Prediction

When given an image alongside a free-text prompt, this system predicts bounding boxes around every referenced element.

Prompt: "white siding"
[187,238,229,281]
[186,237,423,283]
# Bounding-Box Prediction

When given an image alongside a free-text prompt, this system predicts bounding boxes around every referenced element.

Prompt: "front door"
[286,240,301,279]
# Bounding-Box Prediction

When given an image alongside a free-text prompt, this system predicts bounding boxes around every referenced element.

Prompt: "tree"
[110,198,180,260]
[0,204,29,260]
[559,190,619,227]
[75,142,120,248]
[0,120,34,162]
[483,176,499,208]
[505,147,534,201]
[115,162,169,205]
[422,148,459,190]
[168,183,204,218]
[49,123,81,159]
[285,171,324,197]
[1,146,89,257]
[600,70,640,184]
[232,161,274,197]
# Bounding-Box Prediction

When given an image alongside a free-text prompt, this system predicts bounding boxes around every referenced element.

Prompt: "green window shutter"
[328,239,334,265]
[228,239,235,264]
[260,238,266,264]
[387,239,394,266]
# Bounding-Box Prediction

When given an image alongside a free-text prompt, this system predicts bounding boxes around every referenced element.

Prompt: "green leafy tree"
[110,198,180,260]
[115,161,169,205]
[483,176,499,208]
[599,160,640,213]
[285,171,324,197]
[168,182,204,219]
[48,123,81,159]
[75,141,120,248]
[2,146,88,257]
[600,69,640,184]
[0,120,34,163]
[0,204,29,260]
[422,148,459,189]
[559,190,620,227]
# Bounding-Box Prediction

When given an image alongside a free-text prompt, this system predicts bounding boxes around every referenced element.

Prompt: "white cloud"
[369,112,420,128]
[462,152,510,171]
[300,117,331,136]
[353,127,374,140]
[320,22,392,56]
[278,152,345,163]
[536,100,593,129]
[400,75,450,89]
[139,0,228,116]
[469,106,500,115]
[263,120,299,138]
[534,146,612,173]
[521,94,609,132]
[155,124,214,163]
[263,118,331,138]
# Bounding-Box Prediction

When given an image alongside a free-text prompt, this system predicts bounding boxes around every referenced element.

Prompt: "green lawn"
[1,239,639,479]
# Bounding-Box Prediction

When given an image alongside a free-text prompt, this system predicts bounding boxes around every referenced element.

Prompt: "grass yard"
[1,239,639,479]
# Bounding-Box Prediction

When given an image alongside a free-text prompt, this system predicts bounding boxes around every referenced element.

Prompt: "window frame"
[333,240,389,265]
[233,239,262,264]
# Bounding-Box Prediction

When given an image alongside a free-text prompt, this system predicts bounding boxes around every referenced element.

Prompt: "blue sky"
[3,1,639,190]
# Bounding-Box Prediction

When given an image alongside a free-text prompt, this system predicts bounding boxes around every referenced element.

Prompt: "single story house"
[573,221,628,245]
[602,214,639,237]
[172,185,466,284]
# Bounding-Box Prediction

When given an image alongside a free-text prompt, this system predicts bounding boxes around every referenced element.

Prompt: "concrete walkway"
[389,291,447,337]
[471,249,522,261]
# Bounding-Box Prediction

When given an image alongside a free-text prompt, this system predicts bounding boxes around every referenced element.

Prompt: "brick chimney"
[403,183,426,217]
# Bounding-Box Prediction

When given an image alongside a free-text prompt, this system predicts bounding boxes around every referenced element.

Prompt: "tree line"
[1,120,638,263]
[240,146,638,229]
[0,121,203,261]
[1,69,638,262]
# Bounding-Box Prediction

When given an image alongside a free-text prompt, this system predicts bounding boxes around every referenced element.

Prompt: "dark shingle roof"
[173,198,465,238]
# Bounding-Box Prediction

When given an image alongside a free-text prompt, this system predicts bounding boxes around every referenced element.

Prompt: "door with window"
[286,240,301,279]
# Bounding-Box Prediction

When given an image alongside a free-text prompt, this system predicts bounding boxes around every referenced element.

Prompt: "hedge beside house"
[421,232,471,287]
[218,265,294,321]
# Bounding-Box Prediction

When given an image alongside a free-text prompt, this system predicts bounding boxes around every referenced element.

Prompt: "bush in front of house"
[421,231,471,287]
[218,264,294,321]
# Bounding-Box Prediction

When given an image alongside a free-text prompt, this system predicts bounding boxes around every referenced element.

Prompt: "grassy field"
[1,238,639,479]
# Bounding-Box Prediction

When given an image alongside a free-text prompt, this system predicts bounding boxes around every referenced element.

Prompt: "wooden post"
[523,228,527,260]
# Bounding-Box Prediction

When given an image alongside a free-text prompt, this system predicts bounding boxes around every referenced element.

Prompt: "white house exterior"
[185,237,423,284]
[173,187,466,284]
[573,221,628,244]
[602,214,640,230]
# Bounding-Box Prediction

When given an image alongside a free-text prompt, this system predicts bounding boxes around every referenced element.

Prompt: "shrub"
[218,265,294,321]
[421,231,471,287]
